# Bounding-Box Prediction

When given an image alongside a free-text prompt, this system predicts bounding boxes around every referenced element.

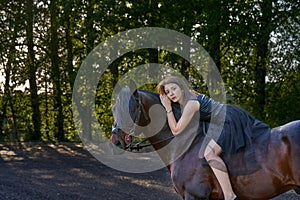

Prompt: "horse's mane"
[112,87,134,132]
[138,89,160,102]
[112,88,160,132]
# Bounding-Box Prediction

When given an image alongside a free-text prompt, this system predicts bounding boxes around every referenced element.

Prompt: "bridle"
[112,91,175,151]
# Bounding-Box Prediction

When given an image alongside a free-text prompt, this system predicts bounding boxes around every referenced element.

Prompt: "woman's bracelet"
[166,108,172,113]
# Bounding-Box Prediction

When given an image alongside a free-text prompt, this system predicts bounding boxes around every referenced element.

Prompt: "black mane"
[138,89,160,102]
[138,89,182,121]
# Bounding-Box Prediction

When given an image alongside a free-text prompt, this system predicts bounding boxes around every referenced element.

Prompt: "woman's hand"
[160,95,172,110]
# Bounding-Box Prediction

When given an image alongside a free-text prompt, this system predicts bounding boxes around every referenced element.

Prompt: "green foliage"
[0,0,299,141]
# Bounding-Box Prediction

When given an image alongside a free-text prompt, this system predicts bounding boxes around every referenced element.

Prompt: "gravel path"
[0,142,299,200]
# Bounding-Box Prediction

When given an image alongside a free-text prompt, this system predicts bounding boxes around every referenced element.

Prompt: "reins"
[125,134,175,151]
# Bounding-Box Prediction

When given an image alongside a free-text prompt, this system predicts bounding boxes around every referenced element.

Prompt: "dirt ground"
[0,142,299,200]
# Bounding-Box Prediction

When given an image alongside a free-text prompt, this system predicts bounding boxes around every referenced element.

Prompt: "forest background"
[0,0,299,142]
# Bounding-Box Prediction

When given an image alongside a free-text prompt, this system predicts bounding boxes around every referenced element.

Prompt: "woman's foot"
[226,195,239,200]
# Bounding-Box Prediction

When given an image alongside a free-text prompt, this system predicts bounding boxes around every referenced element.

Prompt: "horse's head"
[110,81,152,150]
[110,81,210,170]
[110,81,186,153]
[110,120,132,150]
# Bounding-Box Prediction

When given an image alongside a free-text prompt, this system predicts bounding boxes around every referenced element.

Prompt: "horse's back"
[270,120,300,186]
[272,120,300,150]
[228,120,300,199]
[279,120,300,136]
[281,120,300,184]
[169,120,300,199]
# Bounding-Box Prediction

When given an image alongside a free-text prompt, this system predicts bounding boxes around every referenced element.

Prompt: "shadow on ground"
[0,142,299,200]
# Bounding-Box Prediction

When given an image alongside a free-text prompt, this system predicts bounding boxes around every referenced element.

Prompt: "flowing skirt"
[216,105,271,155]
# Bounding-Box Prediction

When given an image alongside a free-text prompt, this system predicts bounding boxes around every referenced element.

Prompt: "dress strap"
[189,94,198,101]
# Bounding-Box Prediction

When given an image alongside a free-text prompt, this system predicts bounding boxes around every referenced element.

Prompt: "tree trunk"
[206,0,222,73]
[44,73,51,141]
[203,0,222,95]
[0,36,14,138]
[254,0,273,120]
[0,69,10,137]
[110,64,119,88]
[148,49,159,78]
[81,0,96,141]
[50,0,64,140]
[64,1,75,90]
[25,0,41,140]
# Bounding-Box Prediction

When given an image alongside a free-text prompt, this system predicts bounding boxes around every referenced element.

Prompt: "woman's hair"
[156,76,194,106]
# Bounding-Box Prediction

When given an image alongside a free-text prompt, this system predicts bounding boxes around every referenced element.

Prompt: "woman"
[157,76,270,200]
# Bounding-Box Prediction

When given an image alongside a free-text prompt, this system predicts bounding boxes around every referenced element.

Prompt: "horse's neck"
[140,90,203,167]
[149,129,203,172]
[139,90,160,105]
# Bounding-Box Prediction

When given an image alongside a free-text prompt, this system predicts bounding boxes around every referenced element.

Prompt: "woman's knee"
[204,146,216,161]
[204,141,222,160]
[204,145,227,172]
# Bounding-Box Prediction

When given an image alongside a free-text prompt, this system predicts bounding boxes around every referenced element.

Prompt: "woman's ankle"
[224,194,237,200]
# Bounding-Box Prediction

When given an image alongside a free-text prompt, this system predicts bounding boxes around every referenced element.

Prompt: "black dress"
[193,94,271,155]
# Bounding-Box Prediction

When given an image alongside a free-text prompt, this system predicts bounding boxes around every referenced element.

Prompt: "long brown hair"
[156,76,195,106]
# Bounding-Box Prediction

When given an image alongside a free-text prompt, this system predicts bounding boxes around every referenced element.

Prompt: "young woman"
[157,76,270,200]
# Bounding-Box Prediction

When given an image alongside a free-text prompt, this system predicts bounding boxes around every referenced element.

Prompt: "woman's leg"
[204,139,237,200]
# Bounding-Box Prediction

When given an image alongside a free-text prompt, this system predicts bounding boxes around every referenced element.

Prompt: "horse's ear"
[129,80,138,97]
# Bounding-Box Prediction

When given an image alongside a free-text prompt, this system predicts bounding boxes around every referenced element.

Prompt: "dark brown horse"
[110,84,300,200]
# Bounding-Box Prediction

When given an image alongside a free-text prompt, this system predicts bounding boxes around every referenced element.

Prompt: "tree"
[49,0,64,140]
[253,0,273,120]
[25,0,41,140]
[0,0,19,138]
[0,0,299,141]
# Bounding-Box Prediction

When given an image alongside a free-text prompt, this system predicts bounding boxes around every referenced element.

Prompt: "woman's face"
[164,83,183,104]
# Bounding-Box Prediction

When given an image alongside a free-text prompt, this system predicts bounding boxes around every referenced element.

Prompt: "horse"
[110,83,300,200]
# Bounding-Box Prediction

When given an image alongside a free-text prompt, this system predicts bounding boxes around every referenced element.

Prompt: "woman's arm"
[160,95,200,136]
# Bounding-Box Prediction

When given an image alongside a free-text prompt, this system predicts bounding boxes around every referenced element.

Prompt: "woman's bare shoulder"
[185,99,200,111]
